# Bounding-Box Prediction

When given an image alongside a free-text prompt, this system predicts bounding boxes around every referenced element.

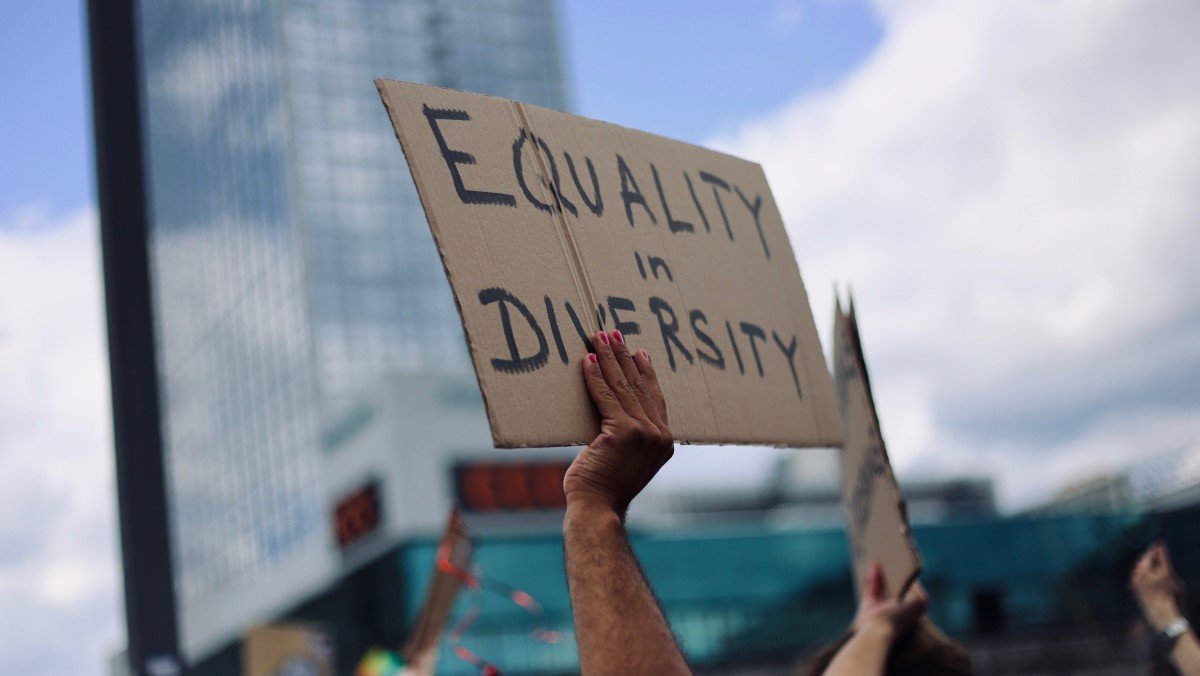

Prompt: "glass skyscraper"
[132,0,567,660]
[283,2,566,406]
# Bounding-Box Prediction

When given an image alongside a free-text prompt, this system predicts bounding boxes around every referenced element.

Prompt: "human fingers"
[633,348,669,427]
[893,592,929,633]
[1150,547,1162,566]
[905,581,928,604]
[1159,544,1176,576]
[865,563,886,603]
[581,352,624,422]
[608,330,656,423]
[592,331,648,421]
[1133,548,1153,578]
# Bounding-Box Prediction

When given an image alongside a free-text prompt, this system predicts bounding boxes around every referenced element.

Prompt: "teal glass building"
[384,510,1190,674]
[178,506,1196,674]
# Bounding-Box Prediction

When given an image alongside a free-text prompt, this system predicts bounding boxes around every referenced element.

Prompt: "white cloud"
[0,206,123,675]
[711,0,1200,510]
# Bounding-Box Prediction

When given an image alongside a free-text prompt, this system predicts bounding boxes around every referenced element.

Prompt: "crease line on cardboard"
[508,101,600,339]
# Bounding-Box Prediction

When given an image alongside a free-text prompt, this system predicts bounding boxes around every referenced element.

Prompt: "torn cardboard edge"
[834,291,921,600]
[373,80,507,448]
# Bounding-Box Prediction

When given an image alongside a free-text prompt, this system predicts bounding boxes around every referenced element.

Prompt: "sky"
[2,0,1199,674]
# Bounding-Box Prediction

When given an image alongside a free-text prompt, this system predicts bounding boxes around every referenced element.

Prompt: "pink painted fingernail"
[588,353,598,364]
[639,349,649,361]
[598,332,609,345]
[612,330,624,345]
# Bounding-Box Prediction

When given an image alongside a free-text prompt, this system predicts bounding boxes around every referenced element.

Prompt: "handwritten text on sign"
[377,80,841,448]
[833,300,920,599]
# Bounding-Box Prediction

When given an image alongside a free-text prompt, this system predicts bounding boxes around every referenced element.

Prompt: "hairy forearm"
[564,499,690,675]
[1169,631,1200,674]
[823,625,892,676]
[1141,598,1200,674]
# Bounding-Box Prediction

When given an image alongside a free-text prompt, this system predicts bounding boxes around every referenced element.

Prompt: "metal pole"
[86,0,182,672]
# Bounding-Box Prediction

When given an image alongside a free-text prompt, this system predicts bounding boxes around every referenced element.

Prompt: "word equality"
[422,105,774,261]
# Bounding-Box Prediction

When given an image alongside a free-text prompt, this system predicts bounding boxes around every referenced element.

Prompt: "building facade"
[126,0,567,664]
[1031,444,1200,516]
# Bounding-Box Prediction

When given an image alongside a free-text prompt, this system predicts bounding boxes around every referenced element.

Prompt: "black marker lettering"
[565,151,603,216]
[634,252,648,279]
[735,186,769,260]
[739,321,767,377]
[651,163,694,233]
[699,171,733,241]
[685,171,711,233]
[850,457,875,546]
[647,255,673,281]
[617,154,657,226]
[536,134,577,216]
[564,300,593,353]
[772,331,803,400]
[423,105,516,207]
[478,287,547,373]
[512,130,553,213]
[649,297,694,372]
[726,320,745,375]
[850,440,886,548]
[607,296,641,336]
[690,310,725,370]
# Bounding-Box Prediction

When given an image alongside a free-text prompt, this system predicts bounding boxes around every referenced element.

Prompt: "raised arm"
[563,329,690,675]
[822,563,928,676]
[1132,543,1200,675]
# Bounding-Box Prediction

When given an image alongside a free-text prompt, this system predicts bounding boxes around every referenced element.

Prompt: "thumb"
[865,563,886,602]
[894,592,929,632]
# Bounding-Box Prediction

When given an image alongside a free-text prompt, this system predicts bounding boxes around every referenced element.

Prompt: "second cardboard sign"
[833,296,921,599]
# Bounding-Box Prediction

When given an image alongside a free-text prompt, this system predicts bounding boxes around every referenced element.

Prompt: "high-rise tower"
[90,0,567,668]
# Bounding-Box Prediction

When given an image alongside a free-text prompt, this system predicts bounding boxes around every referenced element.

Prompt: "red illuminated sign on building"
[333,481,381,549]
[454,460,571,512]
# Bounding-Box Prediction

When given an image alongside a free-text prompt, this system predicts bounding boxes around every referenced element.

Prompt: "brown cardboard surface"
[243,624,334,676]
[376,79,841,448]
[833,295,921,599]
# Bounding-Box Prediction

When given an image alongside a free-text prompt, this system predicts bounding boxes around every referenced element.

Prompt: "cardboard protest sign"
[376,79,841,448]
[832,296,921,599]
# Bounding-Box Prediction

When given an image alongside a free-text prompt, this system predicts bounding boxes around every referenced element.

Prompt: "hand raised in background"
[852,563,929,643]
[1131,542,1185,631]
